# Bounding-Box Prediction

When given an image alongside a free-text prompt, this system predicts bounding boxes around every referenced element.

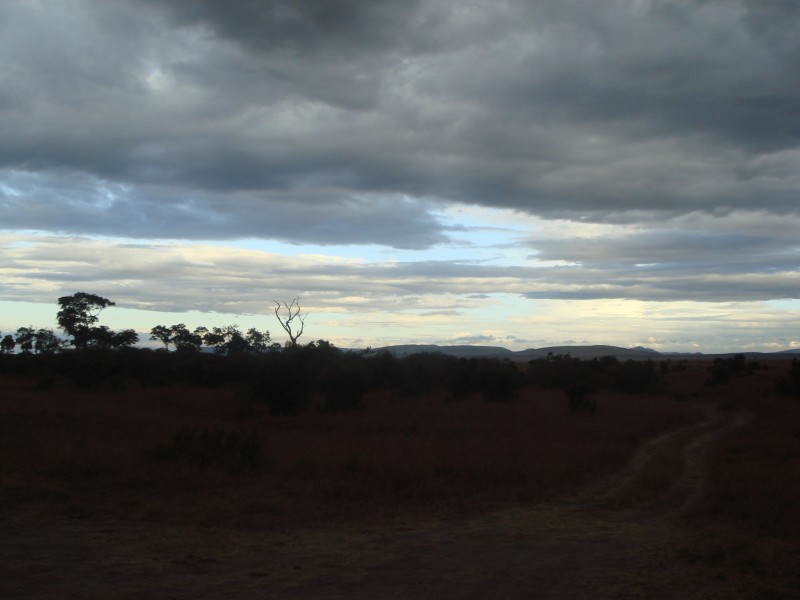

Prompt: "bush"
[471,358,524,402]
[614,360,660,394]
[705,357,737,387]
[775,358,800,398]
[565,383,597,414]
[396,352,456,397]
[252,354,311,415]
[320,367,368,413]
[150,428,265,472]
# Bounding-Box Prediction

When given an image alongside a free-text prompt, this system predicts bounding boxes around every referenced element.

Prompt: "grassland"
[1,356,799,597]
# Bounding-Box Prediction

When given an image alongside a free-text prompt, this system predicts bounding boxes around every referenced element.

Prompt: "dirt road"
[1,409,791,599]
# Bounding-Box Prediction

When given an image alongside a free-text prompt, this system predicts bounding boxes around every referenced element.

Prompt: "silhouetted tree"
[112,328,139,349]
[15,327,36,353]
[170,324,203,352]
[274,298,306,347]
[15,326,61,354]
[202,325,251,354]
[88,325,136,350]
[0,334,15,354]
[150,325,173,350]
[56,292,115,349]
[33,328,62,354]
[246,327,271,352]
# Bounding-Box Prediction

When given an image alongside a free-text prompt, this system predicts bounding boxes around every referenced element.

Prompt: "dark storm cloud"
[136,0,429,60]
[1,0,799,252]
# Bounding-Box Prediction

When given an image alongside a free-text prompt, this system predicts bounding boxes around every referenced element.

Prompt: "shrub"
[614,360,660,394]
[471,358,524,402]
[396,352,456,397]
[565,383,597,414]
[775,358,800,398]
[320,367,368,413]
[252,354,311,415]
[150,428,265,472]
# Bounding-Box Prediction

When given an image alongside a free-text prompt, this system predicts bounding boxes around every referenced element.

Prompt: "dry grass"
[668,361,800,596]
[4,360,800,597]
[0,375,701,531]
[688,388,800,540]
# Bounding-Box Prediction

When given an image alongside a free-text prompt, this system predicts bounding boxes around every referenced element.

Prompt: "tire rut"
[635,410,751,517]
[566,409,751,516]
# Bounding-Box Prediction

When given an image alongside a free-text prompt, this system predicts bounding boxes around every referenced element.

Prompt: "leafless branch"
[273,297,307,346]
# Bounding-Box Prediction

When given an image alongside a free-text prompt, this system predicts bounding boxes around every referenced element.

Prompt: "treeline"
[0,341,673,412]
[5,336,798,408]
[1,292,276,355]
[4,291,798,408]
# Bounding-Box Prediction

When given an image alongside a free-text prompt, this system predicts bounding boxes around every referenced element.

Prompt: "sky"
[1,0,799,353]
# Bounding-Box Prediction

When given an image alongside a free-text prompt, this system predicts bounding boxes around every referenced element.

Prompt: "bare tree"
[274,298,306,347]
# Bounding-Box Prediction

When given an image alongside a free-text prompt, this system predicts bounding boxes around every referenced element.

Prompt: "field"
[1,355,799,598]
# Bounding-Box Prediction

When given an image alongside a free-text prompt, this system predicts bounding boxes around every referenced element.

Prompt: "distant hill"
[374,344,799,361]
[514,345,661,360]
[377,344,660,360]
[377,344,515,358]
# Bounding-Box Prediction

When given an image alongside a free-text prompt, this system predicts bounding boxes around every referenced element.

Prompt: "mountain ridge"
[374,344,798,360]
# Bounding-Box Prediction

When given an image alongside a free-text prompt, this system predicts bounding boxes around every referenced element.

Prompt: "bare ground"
[2,408,797,599]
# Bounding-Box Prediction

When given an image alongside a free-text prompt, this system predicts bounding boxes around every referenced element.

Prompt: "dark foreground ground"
[2,361,799,598]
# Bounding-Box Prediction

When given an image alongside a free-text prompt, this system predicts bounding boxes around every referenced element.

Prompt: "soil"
[2,408,797,599]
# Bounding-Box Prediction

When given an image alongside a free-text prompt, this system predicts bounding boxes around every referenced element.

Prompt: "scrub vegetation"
[2,293,799,597]
[1,346,797,532]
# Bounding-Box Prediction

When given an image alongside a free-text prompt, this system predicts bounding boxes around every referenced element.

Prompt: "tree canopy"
[56,292,136,349]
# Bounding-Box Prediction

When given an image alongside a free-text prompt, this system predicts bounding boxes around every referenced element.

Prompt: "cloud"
[1,0,799,250]
[2,232,797,352]
[2,226,796,316]
[530,224,799,273]
[0,0,798,357]
[0,170,447,249]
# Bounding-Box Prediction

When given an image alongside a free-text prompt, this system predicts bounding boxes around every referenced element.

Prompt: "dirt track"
[1,409,787,599]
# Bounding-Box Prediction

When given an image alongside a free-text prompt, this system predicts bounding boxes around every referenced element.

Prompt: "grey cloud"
[133,0,439,112]
[0,171,446,249]
[530,228,800,273]
[1,0,800,247]
[2,233,797,323]
[137,0,427,58]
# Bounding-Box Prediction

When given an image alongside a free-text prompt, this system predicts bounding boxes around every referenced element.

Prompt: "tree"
[33,328,62,354]
[15,327,36,353]
[171,324,203,352]
[201,327,226,353]
[56,292,115,349]
[86,326,139,350]
[202,325,251,354]
[151,323,205,352]
[150,325,172,350]
[0,334,15,354]
[13,327,61,354]
[246,327,271,352]
[88,325,116,350]
[112,329,139,349]
[274,298,306,347]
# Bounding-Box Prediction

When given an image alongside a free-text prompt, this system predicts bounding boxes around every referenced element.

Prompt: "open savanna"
[1,373,698,529]
[2,355,799,598]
